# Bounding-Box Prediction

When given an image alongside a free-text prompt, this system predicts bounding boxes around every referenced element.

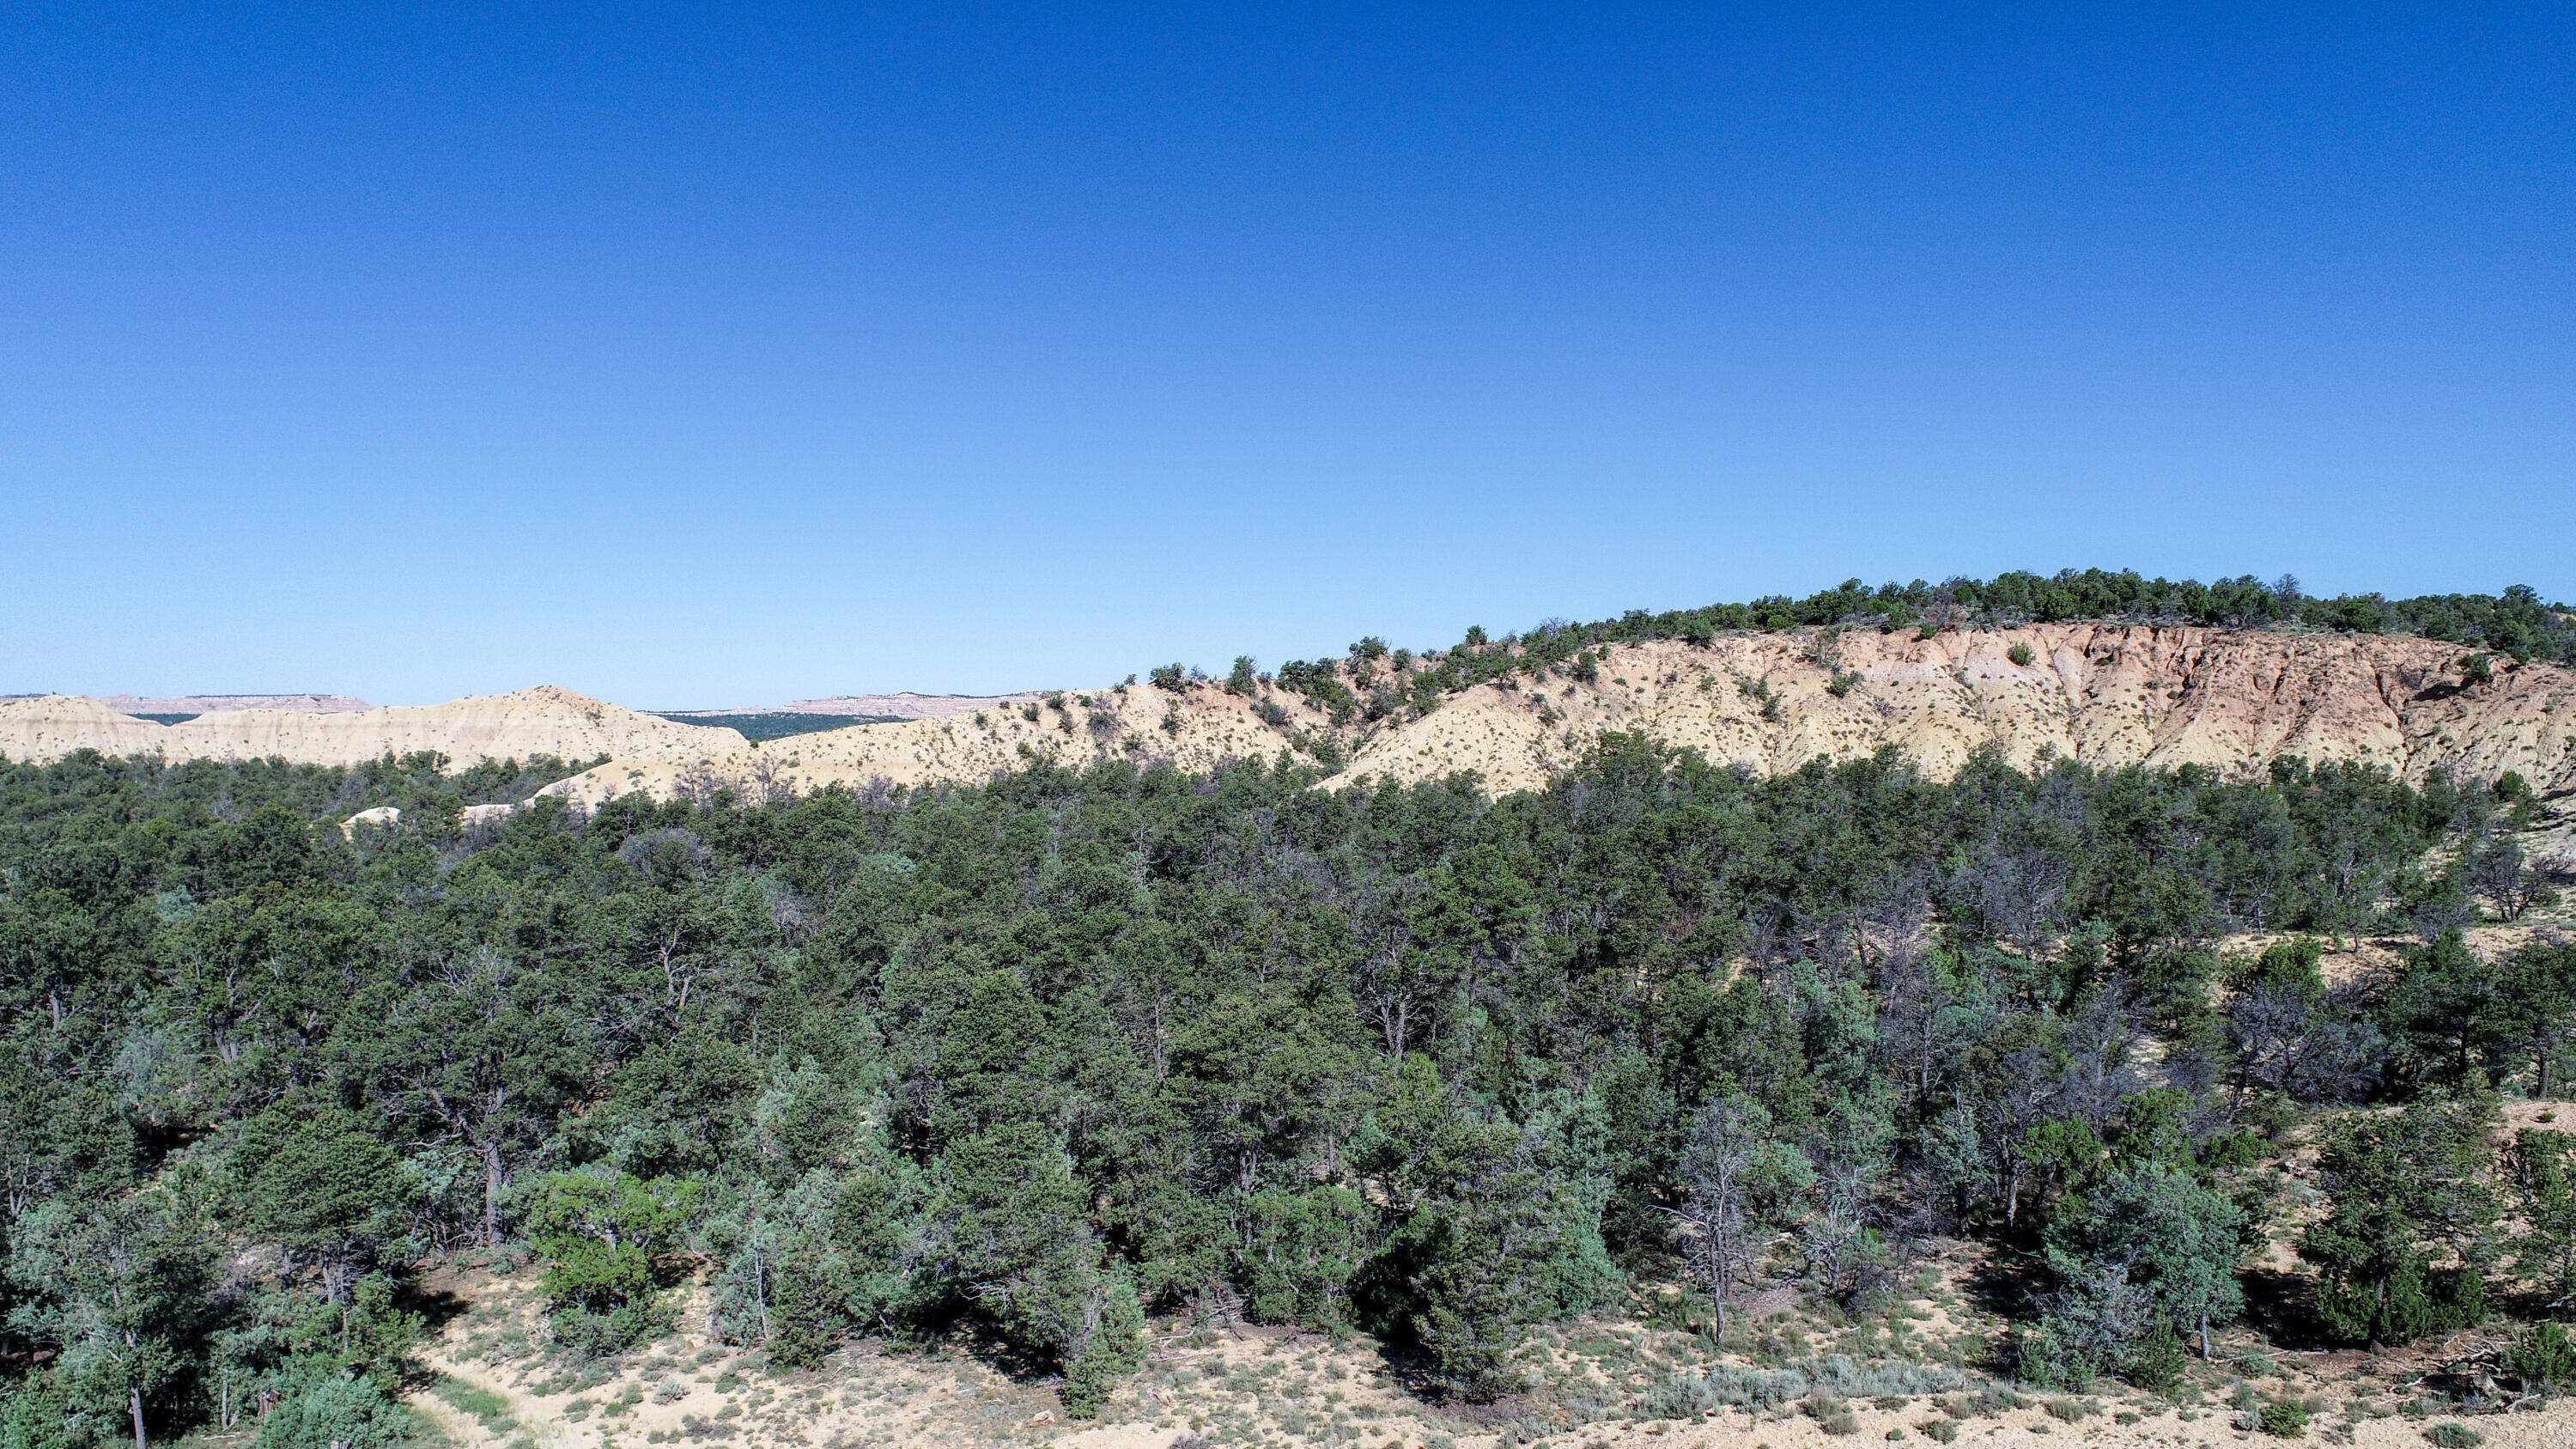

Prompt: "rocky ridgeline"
[530,625,2576,816]
[9,628,2573,821]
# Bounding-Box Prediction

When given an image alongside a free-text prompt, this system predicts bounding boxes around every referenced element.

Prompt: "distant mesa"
[648,712,901,743]
[653,693,1045,743]
[96,693,376,725]
[659,692,1038,720]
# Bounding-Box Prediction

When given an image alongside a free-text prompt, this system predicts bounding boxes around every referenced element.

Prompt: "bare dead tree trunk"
[483,1139,503,1247]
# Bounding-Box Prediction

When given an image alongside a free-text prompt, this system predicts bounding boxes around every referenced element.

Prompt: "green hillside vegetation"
[0,724,2570,1438]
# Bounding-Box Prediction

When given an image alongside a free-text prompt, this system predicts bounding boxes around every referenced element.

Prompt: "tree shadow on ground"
[1958,1249,2039,1326]
[404,1281,473,1337]
[2239,1267,2325,1350]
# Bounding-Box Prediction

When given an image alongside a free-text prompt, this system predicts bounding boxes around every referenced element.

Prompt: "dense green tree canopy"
[0,733,2565,1428]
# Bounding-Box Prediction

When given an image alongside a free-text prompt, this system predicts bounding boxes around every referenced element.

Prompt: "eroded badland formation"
[11,625,2573,821]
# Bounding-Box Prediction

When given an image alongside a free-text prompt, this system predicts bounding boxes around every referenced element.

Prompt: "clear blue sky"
[5,4,2570,707]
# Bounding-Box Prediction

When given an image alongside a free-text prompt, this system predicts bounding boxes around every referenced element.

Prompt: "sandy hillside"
[1,687,746,768]
[537,625,2576,808]
[1329,626,2576,797]
[0,696,175,760]
[410,1257,2576,1449]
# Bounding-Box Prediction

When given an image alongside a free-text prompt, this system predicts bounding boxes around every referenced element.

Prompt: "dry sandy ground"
[402,1256,2576,1449]
[2209,916,2574,995]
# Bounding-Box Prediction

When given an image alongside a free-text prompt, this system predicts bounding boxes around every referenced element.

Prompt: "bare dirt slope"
[537,626,2576,808]
[1333,625,2576,796]
[0,695,173,760]
[0,687,746,768]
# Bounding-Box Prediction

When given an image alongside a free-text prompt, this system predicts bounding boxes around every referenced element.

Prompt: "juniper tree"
[2041,1160,2245,1363]
[232,1107,418,1305]
[2505,1129,2576,1312]
[2299,1093,2501,1350]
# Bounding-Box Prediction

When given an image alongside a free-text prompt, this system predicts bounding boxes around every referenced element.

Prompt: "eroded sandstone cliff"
[11,630,2570,809]
[526,626,2576,809]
